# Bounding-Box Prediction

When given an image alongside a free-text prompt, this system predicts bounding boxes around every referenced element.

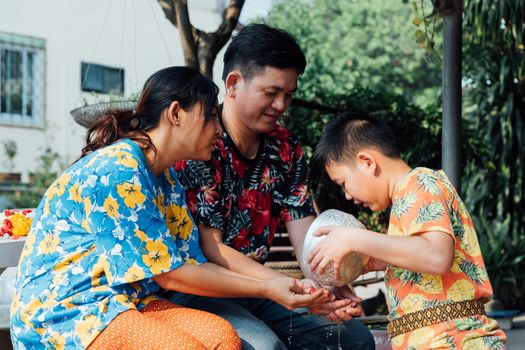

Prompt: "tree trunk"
[158,0,245,78]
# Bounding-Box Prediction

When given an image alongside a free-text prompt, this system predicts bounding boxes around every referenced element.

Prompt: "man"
[169,24,375,349]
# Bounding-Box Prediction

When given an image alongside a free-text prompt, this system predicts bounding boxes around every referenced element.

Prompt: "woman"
[10,67,325,349]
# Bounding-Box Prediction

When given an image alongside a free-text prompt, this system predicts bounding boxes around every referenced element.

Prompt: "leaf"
[415,29,426,43]
[413,17,422,26]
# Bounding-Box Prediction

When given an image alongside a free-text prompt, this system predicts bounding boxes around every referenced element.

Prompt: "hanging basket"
[70,101,137,128]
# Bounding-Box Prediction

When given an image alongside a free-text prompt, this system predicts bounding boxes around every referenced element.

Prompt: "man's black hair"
[222,23,306,81]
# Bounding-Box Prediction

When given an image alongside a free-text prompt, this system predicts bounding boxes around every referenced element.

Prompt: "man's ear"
[225,71,241,98]
[356,151,377,174]
[166,101,181,126]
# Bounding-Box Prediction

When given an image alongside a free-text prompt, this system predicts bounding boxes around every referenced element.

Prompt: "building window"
[0,33,45,126]
[81,62,124,95]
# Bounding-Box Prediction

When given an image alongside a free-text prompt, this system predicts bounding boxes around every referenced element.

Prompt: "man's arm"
[198,224,285,280]
[285,215,315,266]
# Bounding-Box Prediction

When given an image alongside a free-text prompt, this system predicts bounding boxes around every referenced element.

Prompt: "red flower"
[21,209,32,215]
[231,229,250,250]
[201,184,220,204]
[186,190,198,213]
[250,192,271,235]
[231,157,246,178]
[238,189,257,210]
[174,161,188,171]
[279,141,292,163]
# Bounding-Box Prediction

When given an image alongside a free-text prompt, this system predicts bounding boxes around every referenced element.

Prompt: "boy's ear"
[356,151,378,174]
[225,71,241,98]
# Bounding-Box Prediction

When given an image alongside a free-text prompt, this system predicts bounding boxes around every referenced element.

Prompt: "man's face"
[234,66,298,134]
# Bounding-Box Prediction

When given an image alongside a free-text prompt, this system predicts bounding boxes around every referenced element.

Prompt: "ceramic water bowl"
[301,209,369,286]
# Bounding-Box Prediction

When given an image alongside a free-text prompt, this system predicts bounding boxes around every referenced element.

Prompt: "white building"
[0,0,230,184]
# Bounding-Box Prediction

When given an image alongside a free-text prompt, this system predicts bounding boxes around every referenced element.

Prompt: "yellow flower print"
[48,332,66,350]
[115,150,138,169]
[142,238,171,275]
[76,315,103,348]
[19,232,37,262]
[20,298,42,325]
[185,258,198,265]
[103,196,120,219]
[134,228,148,241]
[166,205,192,240]
[84,197,92,216]
[124,264,146,282]
[155,192,166,215]
[45,174,71,200]
[69,183,82,202]
[81,219,90,233]
[91,256,112,287]
[38,233,60,254]
[43,200,50,216]
[10,291,21,315]
[117,182,146,208]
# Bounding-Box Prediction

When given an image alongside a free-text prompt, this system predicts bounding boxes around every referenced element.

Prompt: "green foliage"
[461,0,525,309]
[9,149,62,209]
[264,0,442,105]
[281,87,449,231]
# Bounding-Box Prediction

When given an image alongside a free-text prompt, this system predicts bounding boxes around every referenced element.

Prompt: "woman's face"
[181,102,221,161]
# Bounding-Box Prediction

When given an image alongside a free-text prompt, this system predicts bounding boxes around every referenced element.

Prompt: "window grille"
[0,32,45,127]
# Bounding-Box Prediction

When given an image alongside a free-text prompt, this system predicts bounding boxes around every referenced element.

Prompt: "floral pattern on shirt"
[385,167,505,349]
[175,121,315,263]
[10,139,206,349]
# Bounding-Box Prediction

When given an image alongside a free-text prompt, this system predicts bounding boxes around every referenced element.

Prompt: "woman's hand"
[264,277,328,310]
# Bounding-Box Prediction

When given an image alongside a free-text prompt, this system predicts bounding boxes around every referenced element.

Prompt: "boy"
[309,114,506,349]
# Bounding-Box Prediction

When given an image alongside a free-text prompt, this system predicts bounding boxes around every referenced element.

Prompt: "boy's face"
[325,159,389,212]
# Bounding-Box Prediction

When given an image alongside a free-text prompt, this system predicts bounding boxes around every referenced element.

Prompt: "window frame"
[0,34,45,128]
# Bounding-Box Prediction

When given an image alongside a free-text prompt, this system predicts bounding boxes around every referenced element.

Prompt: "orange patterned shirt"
[385,168,505,349]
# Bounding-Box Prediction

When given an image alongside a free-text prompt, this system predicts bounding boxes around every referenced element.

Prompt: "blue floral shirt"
[10,139,206,349]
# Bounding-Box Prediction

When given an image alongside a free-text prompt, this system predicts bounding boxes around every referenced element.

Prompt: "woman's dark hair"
[314,113,401,168]
[80,66,218,159]
[222,23,306,81]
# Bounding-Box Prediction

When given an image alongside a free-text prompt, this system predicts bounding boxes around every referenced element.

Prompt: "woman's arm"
[153,262,327,310]
[308,227,454,277]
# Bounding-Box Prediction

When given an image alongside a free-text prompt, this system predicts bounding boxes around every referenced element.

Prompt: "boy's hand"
[307,226,355,279]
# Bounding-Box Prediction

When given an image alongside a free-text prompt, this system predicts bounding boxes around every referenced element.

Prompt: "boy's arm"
[198,224,285,280]
[308,227,455,277]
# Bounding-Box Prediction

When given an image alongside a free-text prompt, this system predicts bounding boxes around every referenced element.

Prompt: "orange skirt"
[88,299,241,350]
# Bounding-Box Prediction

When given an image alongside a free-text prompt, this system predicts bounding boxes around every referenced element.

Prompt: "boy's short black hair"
[314,113,401,167]
[222,23,306,81]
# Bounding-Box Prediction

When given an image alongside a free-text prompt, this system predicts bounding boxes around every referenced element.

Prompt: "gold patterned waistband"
[387,299,486,338]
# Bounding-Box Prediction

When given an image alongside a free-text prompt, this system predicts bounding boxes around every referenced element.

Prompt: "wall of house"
[0,0,225,183]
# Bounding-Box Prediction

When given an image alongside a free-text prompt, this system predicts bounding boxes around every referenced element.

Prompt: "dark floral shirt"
[175,119,316,263]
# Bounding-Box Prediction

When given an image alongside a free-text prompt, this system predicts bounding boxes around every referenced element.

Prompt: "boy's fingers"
[307,245,321,263]
[317,257,330,275]
[308,252,322,271]
[312,227,329,237]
